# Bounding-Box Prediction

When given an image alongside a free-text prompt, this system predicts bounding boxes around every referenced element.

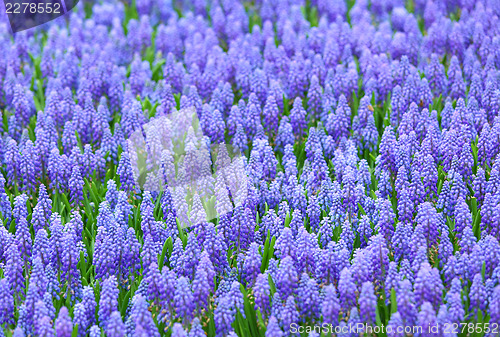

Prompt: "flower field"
[0,0,500,336]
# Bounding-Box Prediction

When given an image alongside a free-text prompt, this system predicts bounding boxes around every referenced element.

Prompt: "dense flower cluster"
[0,0,500,336]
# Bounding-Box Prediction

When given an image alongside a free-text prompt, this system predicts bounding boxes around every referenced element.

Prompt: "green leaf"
[390,288,397,314]
[60,193,71,215]
[470,197,478,218]
[152,59,165,81]
[358,202,366,215]
[9,219,15,234]
[78,250,87,279]
[82,194,95,227]
[267,236,276,266]
[284,212,291,227]
[65,290,72,308]
[256,309,266,334]
[120,291,131,317]
[471,141,479,174]
[72,324,79,337]
[473,210,481,239]
[158,236,172,270]
[268,273,276,295]
[174,93,181,110]
[240,284,263,337]
[375,304,383,327]
[85,178,101,205]
[176,218,187,245]
[261,233,270,274]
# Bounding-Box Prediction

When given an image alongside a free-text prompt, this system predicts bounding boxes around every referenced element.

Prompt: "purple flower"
[31,185,52,234]
[263,94,279,133]
[454,197,472,239]
[265,316,283,337]
[127,294,160,337]
[297,273,320,321]
[73,303,88,337]
[0,176,12,224]
[174,276,194,322]
[447,292,464,324]
[117,151,137,193]
[321,283,340,326]
[275,256,298,300]
[385,261,400,299]
[232,122,248,152]
[307,75,323,118]
[122,228,141,279]
[196,250,215,289]
[242,242,262,286]
[115,191,133,227]
[98,276,119,329]
[94,224,118,281]
[13,193,28,227]
[55,307,73,337]
[171,323,187,337]
[350,248,372,289]
[417,302,438,337]
[226,280,245,319]
[306,194,321,232]
[375,198,396,241]
[214,295,235,336]
[30,257,48,297]
[6,242,25,299]
[315,243,337,285]
[387,312,404,337]
[253,273,271,314]
[141,234,161,280]
[188,318,205,337]
[0,277,14,325]
[491,286,500,324]
[326,95,350,142]
[145,262,165,305]
[295,228,317,275]
[89,325,101,337]
[414,263,443,311]
[69,165,84,207]
[275,116,294,151]
[12,326,25,337]
[140,195,158,242]
[19,141,38,194]
[105,180,119,211]
[61,230,82,297]
[459,225,477,254]
[156,81,175,116]
[179,232,201,280]
[101,126,118,164]
[425,54,447,96]
[36,314,55,337]
[378,126,397,173]
[15,217,31,267]
[470,273,488,312]
[275,227,295,260]
[230,206,255,252]
[338,267,356,312]
[397,279,418,326]
[416,202,439,247]
[278,295,298,330]
[359,281,377,323]
[192,265,210,313]
[106,311,126,337]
